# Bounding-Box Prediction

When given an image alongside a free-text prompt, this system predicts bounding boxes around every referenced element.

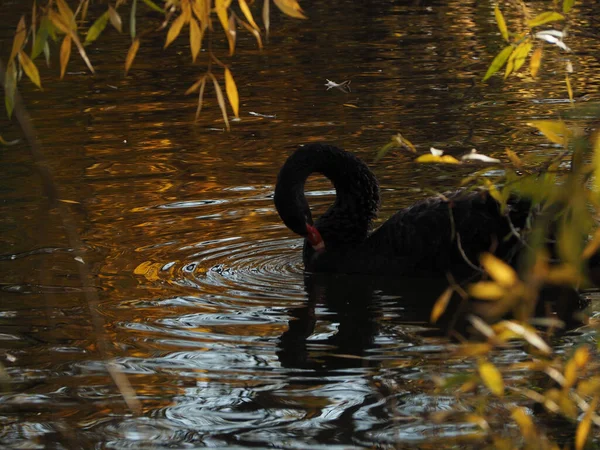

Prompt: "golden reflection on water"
[0,0,599,447]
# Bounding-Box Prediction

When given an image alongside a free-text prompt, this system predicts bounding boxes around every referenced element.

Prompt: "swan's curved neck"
[274,144,380,248]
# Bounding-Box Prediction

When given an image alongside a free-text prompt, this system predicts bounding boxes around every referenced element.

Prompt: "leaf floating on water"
[325,79,351,93]
[478,359,505,397]
[273,0,306,19]
[18,51,42,89]
[494,6,509,42]
[225,68,239,118]
[415,154,460,164]
[483,45,513,81]
[527,11,565,28]
[124,38,140,75]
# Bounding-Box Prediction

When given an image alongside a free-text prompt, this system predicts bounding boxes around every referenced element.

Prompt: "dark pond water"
[1,0,600,448]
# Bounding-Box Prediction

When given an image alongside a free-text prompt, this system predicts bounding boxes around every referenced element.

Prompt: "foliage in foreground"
[3,0,305,129]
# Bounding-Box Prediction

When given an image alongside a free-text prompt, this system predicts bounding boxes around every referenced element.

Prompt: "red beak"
[305,224,325,253]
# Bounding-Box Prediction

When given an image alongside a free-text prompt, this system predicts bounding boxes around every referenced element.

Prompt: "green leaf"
[31,17,50,60]
[140,0,165,14]
[494,6,508,42]
[563,0,575,14]
[85,11,109,44]
[527,11,564,28]
[4,61,17,118]
[483,45,513,81]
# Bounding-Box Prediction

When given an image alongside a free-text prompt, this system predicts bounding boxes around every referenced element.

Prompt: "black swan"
[274,143,539,276]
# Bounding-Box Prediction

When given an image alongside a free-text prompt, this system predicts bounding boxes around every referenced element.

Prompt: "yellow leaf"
[216,0,235,55]
[124,38,140,75]
[574,346,590,369]
[17,51,42,89]
[415,154,460,164]
[511,407,535,440]
[483,45,513,81]
[133,261,162,282]
[563,0,576,14]
[468,281,506,301]
[239,0,260,30]
[478,359,504,396]
[85,11,109,44]
[576,397,597,450]
[191,0,209,29]
[564,358,578,388]
[480,253,518,287]
[505,148,522,168]
[56,0,76,29]
[108,5,123,33]
[189,17,202,62]
[453,343,493,358]
[273,0,306,19]
[566,74,573,103]
[48,10,95,74]
[494,6,508,42]
[164,13,186,48]
[60,35,72,79]
[545,264,581,285]
[527,120,571,146]
[577,377,600,396]
[497,321,552,354]
[209,73,230,131]
[237,17,263,50]
[530,47,543,77]
[10,16,27,62]
[263,0,270,38]
[527,11,565,28]
[185,75,206,95]
[430,287,453,323]
[224,68,239,118]
[513,40,532,72]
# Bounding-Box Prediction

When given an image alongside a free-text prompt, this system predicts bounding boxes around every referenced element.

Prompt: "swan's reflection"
[277,272,588,370]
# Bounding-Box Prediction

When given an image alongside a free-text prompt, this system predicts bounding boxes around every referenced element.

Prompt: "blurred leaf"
[140,0,165,13]
[511,407,535,440]
[0,135,20,146]
[576,396,597,450]
[506,40,532,77]
[453,343,493,358]
[17,51,42,89]
[85,11,109,44]
[480,253,518,287]
[574,345,590,369]
[577,377,600,396]
[209,73,230,131]
[134,261,162,282]
[164,13,186,48]
[527,120,571,146]
[497,321,552,353]
[190,17,202,62]
[273,0,306,19]
[59,35,72,78]
[10,16,27,62]
[530,47,542,77]
[545,264,582,285]
[494,6,508,42]
[430,287,452,323]
[483,45,513,81]
[263,0,270,37]
[32,17,49,59]
[108,6,123,33]
[505,148,523,168]
[4,61,17,118]
[415,154,460,164]
[239,0,260,30]
[563,0,576,14]
[564,358,578,388]
[224,68,239,118]
[130,0,137,39]
[478,359,504,396]
[468,281,505,301]
[566,74,573,103]
[527,11,565,28]
[583,228,600,259]
[124,38,140,75]
[56,0,76,29]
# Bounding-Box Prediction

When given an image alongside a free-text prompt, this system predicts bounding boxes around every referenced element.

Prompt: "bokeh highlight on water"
[0,0,599,447]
